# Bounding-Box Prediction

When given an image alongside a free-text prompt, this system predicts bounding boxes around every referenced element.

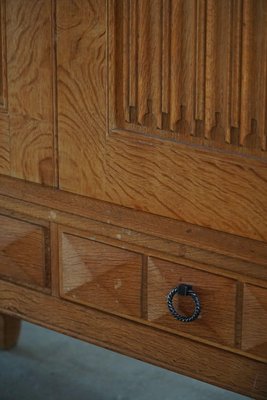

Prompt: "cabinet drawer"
[60,232,142,318]
[147,257,237,346]
[242,284,267,358]
[0,214,48,288]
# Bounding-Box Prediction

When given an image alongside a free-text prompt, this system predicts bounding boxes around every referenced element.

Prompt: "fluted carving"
[110,0,267,156]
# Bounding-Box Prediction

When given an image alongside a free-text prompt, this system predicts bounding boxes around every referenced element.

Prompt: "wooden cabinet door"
[0,0,55,185]
[57,0,267,242]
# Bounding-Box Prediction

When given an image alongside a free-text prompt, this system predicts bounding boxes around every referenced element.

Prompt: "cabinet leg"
[0,314,21,350]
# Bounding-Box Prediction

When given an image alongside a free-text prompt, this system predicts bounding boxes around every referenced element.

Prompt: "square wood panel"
[242,284,267,358]
[0,214,48,288]
[60,232,142,318]
[147,257,237,346]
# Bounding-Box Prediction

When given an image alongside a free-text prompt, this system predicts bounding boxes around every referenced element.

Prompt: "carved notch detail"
[110,0,267,156]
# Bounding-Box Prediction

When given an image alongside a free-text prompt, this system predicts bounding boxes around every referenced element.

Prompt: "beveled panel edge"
[0,206,264,358]
[0,174,267,259]
[58,227,143,318]
[0,210,51,293]
[0,279,266,400]
[0,179,267,286]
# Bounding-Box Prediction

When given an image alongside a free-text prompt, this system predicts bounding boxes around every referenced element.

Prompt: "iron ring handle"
[167,284,201,323]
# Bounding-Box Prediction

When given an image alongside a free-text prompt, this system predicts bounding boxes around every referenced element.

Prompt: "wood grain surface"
[60,231,142,317]
[0,113,9,175]
[0,0,7,110]
[1,2,267,398]
[242,284,267,358]
[0,280,266,399]
[147,257,237,346]
[110,0,267,155]
[57,0,267,243]
[0,196,267,397]
[1,193,267,356]
[0,0,56,184]
[57,0,106,198]
[1,175,267,272]
[0,214,49,289]
[0,313,21,350]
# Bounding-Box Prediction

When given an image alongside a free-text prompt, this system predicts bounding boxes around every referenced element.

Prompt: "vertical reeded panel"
[110,0,267,157]
[240,0,267,151]
[58,0,267,242]
[205,0,231,142]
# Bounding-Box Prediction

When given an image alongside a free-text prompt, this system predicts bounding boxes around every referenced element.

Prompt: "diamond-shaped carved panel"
[147,257,237,346]
[242,284,267,358]
[61,233,142,318]
[0,214,47,287]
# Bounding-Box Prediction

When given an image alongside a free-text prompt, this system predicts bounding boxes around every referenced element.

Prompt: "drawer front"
[147,257,237,346]
[242,284,267,358]
[60,232,142,318]
[0,214,48,288]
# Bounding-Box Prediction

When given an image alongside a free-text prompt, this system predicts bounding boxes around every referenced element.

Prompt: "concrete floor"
[0,322,251,400]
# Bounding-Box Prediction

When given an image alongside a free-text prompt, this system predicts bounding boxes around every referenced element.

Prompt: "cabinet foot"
[0,314,21,350]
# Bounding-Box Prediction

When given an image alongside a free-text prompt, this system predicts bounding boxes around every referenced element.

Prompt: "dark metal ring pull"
[167,284,201,323]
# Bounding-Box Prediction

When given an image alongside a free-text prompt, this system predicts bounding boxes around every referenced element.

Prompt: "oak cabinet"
[0,1,267,399]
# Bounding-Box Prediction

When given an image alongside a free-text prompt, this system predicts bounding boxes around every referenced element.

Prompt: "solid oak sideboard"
[0,1,267,398]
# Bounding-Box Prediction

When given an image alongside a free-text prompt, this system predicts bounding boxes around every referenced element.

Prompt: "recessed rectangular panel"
[57,0,267,243]
[61,232,142,318]
[109,0,267,157]
[147,257,237,346]
[0,214,48,288]
[0,0,55,185]
[242,284,267,358]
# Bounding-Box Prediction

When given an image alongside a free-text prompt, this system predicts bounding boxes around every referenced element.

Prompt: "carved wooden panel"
[242,284,267,358]
[147,257,237,346]
[0,0,56,185]
[57,0,267,242]
[0,214,48,288]
[60,232,142,318]
[110,0,267,157]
